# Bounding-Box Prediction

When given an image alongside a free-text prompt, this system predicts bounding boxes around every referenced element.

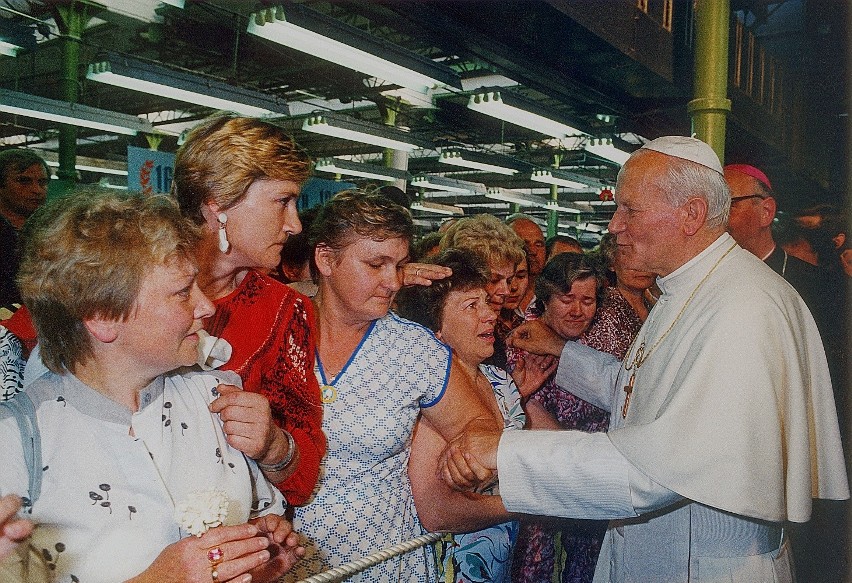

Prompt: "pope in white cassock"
[441,136,849,582]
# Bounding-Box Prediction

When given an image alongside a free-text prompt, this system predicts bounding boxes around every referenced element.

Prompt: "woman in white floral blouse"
[0,189,302,583]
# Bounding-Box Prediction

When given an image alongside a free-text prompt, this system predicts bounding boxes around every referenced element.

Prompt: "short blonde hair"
[17,188,202,373]
[439,213,525,270]
[173,114,311,224]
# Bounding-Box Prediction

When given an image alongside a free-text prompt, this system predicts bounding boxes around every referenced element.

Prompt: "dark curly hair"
[395,248,489,332]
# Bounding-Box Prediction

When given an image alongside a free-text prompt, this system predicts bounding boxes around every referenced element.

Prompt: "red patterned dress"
[205,270,326,505]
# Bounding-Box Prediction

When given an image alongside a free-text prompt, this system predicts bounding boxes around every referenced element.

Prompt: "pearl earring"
[217,213,230,253]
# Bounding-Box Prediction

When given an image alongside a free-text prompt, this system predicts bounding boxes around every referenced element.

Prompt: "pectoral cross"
[621,371,635,419]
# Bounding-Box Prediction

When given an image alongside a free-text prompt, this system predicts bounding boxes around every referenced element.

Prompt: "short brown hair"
[309,189,414,251]
[173,114,311,224]
[17,188,202,373]
[535,251,602,308]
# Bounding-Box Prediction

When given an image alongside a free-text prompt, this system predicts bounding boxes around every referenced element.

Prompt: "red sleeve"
[2,305,37,357]
[264,295,326,505]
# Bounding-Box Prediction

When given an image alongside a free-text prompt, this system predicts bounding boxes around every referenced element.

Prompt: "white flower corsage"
[175,489,230,536]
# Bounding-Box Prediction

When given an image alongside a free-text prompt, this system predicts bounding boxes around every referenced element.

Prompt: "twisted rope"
[293,531,445,583]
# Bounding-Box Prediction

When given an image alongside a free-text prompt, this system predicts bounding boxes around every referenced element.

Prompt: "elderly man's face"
[608,152,686,276]
[724,168,773,250]
[510,218,546,276]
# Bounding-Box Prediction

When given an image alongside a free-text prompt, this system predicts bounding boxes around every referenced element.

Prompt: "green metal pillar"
[687,0,731,164]
[53,2,88,196]
[380,100,408,192]
[546,153,562,238]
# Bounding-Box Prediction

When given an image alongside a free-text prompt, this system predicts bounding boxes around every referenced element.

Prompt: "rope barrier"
[293,531,445,583]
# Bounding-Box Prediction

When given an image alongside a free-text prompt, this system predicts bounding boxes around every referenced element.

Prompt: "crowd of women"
[0,114,658,583]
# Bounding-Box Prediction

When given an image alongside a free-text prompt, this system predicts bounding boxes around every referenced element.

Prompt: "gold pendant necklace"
[320,365,342,404]
[621,242,737,419]
[320,384,337,404]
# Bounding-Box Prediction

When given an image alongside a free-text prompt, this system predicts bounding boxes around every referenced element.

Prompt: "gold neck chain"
[620,242,737,418]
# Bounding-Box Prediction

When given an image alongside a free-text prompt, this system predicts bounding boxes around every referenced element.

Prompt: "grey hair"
[619,149,731,228]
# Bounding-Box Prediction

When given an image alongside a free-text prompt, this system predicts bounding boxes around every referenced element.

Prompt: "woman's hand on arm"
[124,523,276,583]
[210,385,298,481]
[439,429,501,492]
[0,494,33,561]
[408,417,510,533]
[418,357,502,492]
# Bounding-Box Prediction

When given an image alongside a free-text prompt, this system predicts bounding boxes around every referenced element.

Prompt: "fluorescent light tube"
[315,158,410,182]
[0,41,22,57]
[486,187,542,207]
[0,88,154,135]
[439,150,519,175]
[530,169,587,189]
[467,88,585,139]
[411,175,486,195]
[411,201,464,216]
[585,139,631,165]
[303,114,429,151]
[544,200,582,214]
[248,5,461,93]
[87,54,289,117]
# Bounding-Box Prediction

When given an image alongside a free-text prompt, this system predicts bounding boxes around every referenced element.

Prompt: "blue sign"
[299,177,354,210]
[127,146,175,195]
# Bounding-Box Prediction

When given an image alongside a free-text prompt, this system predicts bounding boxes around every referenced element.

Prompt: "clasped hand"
[129,515,303,583]
[439,428,502,492]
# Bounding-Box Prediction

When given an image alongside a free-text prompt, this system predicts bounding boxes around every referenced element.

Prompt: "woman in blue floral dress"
[397,248,553,583]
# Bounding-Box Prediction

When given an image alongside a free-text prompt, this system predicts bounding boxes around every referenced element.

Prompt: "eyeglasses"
[730,194,767,204]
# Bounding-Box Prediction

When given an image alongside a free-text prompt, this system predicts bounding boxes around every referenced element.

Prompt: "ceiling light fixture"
[45,160,128,176]
[544,200,583,214]
[467,88,585,139]
[439,149,520,175]
[411,200,464,216]
[41,151,129,175]
[314,158,410,182]
[411,175,487,195]
[248,4,461,94]
[87,53,289,117]
[303,114,431,152]
[0,40,23,57]
[530,169,588,190]
[485,187,543,207]
[0,88,154,135]
[94,0,184,24]
[585,138,631,165]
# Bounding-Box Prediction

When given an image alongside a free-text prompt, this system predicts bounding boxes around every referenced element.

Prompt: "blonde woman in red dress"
[173,115,326,506]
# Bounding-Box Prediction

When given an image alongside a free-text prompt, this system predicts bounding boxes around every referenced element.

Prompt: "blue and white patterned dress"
[286,312,452,582]
[435,365,525,583]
